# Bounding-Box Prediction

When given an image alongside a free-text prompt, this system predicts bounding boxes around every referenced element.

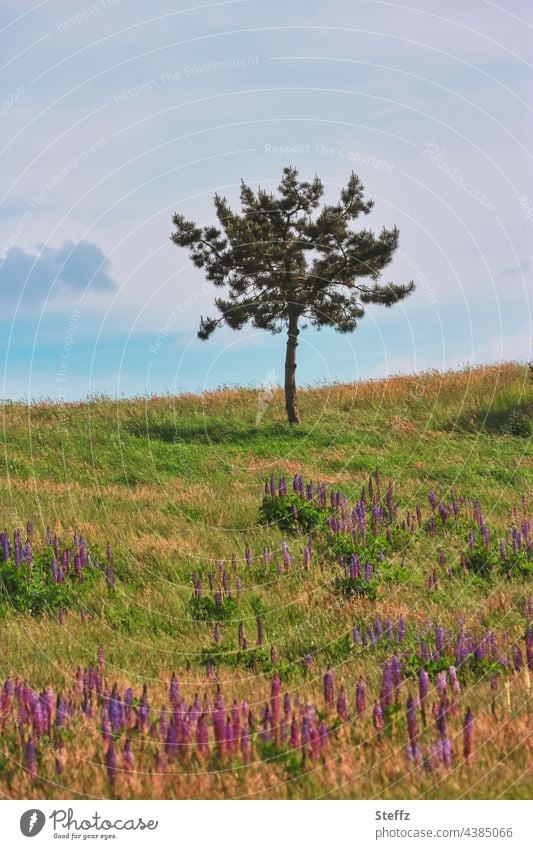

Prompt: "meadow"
[0,361,531,800]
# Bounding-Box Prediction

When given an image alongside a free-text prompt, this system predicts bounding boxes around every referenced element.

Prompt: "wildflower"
[373,702,384,732]
[406,695,418,756]
[196,713,209,757]
[323,667,334,710]
[257,616,264,646]
[123,739,134,771]
[336,686,348,722]
[25,736,37,776]
[355,677,366,715]
[398,615,406,642]
[463,708,474,763]
[270,674,281,724]
[240,726,251,761]
[169,674,180,706]
[105,743,117,785]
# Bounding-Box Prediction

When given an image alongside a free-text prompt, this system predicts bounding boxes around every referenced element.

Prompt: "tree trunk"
[284,312,300,423]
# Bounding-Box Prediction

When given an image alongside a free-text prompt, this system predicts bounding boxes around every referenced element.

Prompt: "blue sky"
[0,0,531,400]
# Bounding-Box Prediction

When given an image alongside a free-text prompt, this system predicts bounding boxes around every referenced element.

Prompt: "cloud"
[0,240,117,312]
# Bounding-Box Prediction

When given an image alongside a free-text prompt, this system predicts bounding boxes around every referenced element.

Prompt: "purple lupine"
[196,713,209,757]
[380,663,393,713]
[435,625,445,655]
[256,616,264,647]
[355,677,366,715]
[25,736,37,776]
[438,502,450,524]
[449,666,461,695]
[323,667,335,710]
[123,739,134,771]
[138,686,149,731]
[213,697,226,754]
[303,545,311,569]
[245,545,253,567]
[406,695,419,758]
[240,726,251,762]
[418,669,429,717]
[436,671,447,697]
[336,686,348,722]
[105,743,117,785]
[428,490,437,511]
[270,674,281,724]
[526,629,533,670]
[398,615,406,642]
[352,626,360,646]
[463,708,474,763]
[373,702,384,732]
[214,623,221,644]
[364,562,372,581]
[169,674,179,706]
[289,714,301,749]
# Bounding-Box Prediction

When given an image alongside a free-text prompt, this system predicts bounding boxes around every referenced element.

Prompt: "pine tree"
[171,167,414,423]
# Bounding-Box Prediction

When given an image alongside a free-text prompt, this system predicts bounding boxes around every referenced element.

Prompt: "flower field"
[0,362,531,799]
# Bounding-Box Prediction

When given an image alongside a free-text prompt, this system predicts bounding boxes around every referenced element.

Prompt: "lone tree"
[171,167,414,423]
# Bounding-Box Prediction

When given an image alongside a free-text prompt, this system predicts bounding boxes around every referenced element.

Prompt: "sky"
[0,0,531,400]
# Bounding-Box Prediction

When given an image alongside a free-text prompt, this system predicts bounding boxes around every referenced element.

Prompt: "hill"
[0,362,531,799]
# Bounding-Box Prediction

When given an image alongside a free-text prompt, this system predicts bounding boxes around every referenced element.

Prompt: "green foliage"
[189,595,238,622]
[335,575,377,600]
[260,494,324,532]
[464,545,499,580]
[0,558,102,617]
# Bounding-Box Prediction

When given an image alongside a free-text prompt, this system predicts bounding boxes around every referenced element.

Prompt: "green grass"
[0,361,531,799]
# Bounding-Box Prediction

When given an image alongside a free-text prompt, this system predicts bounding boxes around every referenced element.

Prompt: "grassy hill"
[0,362,531,799]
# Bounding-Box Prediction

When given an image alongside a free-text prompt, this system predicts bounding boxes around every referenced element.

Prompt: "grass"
[0,361,531,799]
